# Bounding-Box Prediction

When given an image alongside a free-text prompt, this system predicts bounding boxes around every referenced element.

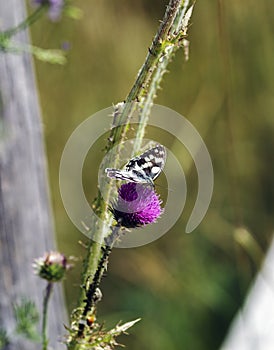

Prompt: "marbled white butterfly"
[105,144,166,186]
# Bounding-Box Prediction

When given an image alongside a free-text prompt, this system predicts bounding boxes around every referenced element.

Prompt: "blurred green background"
[30,0,274,349]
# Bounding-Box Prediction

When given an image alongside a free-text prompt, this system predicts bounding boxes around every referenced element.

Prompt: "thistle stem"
[76,245,112,338]
[2,6,46,38]
[42,282,53,350]
[108,0,183,145]
[79,0,187,301]
[68,1,196,348]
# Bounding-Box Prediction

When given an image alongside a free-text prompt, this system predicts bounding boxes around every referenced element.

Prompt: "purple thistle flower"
[33,0,65,21]
[110,183,163,228]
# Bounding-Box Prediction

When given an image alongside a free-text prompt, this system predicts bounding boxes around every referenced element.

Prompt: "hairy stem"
[132,0,195,154]
[68,1,196,348]
[108,0,183,145]
[76,245,112,338]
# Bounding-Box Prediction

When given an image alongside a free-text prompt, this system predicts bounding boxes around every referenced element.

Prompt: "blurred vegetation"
[30,0,274,349]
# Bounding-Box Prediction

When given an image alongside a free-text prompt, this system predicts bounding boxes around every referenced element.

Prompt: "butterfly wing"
[125,144,166,181]
[105,168,145,183]
[105,144,166,185]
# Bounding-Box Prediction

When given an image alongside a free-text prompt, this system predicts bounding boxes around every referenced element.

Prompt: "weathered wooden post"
[0,1,67,349]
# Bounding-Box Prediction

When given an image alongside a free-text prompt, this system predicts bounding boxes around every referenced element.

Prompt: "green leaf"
[85,318,141,349]
[0,34,10,52]
[32,47,67,65]
[0,329,9,349]
[110,318,141,336]
[13,299,40,342]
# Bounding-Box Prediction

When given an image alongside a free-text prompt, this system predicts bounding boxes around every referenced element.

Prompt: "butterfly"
[105,144,166,186]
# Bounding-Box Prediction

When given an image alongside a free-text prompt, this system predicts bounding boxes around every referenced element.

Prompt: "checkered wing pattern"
[105,144,166,186]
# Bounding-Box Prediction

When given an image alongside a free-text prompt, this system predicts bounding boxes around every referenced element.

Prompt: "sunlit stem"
[69,1,196,349]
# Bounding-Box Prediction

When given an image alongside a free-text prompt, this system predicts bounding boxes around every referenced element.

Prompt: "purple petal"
[111,183,163,228]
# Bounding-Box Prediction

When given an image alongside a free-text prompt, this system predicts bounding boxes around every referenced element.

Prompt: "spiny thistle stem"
[76,226,120,339]
[76,245,112,338]
[69,1,196,348]
[108,0,183,145]
[132,0,195,155]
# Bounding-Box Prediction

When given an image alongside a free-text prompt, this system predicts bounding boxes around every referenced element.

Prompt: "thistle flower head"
[110,183,163,228]
[33,251,69,282]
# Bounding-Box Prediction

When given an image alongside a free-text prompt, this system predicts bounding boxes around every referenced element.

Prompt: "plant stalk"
[42,282,53,350]
[2,6,46,38]
[68,1,196,348]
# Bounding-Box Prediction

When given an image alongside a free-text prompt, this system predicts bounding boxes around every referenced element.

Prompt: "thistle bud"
[33,251,69,282]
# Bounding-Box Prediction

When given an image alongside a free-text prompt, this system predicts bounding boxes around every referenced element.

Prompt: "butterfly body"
[105,144,166,186]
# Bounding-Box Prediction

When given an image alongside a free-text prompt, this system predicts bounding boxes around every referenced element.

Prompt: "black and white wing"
[125,144,166,181]
[105,144,166,185]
